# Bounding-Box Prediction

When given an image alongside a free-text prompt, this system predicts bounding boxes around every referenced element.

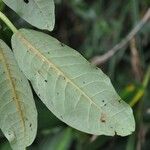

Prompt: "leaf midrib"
[16,31,102,111]
[0,45,25,130]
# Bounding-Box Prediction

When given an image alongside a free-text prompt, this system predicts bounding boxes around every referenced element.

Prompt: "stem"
[143,66,150,88]
[130,66,150,107]
[0,11,18,33]
[91,8,150,65]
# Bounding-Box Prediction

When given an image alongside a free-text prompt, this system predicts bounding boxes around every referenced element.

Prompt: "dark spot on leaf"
[110,126,113,129]
[95,67,99,70]
[83,81,86,84]
[57,92,59,95]
[24,0,29,4]
[60,115,63,119]
[100,113,107,123]
[45,80,48,83]
[47,52,50,54]
[3,71,5,74]
[29,123,32,127]
[104,104,107,106]
[118,99,121,103]
[60,42,65,47]
[102,100,105,103]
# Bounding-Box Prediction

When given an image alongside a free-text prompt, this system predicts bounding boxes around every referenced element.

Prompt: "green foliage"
[0,40,37,150]
[12,28,135,136]
[2,0,55,31]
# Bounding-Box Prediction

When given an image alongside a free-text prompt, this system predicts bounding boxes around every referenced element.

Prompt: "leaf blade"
[12,29,135,136]
[0,40,37,150]
[2,0,55,31]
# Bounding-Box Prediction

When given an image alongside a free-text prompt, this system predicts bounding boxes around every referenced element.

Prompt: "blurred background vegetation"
[0,0,150,150]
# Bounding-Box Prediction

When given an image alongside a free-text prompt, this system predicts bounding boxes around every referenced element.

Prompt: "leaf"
[0,40,37,150]
[35,94,64,130]
[11,29,135,136]
[2,0,55,31]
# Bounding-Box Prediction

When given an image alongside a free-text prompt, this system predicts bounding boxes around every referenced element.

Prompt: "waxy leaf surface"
[2,0,55,31]
[0,40,37,150]
[12,29,135,136]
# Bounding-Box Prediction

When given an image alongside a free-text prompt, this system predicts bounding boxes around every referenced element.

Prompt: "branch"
[0,11,17,33]
[91,8,150,65]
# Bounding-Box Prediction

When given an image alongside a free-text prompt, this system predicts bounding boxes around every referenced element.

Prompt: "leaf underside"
[12,29,135,136]
[2,0,55,31]
[0,40,37,150]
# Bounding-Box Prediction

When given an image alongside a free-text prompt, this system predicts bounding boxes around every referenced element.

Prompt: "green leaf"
[0,40,37,150]
[2,0,55,31]
[12,29,135,136]
[35,94,64,130]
